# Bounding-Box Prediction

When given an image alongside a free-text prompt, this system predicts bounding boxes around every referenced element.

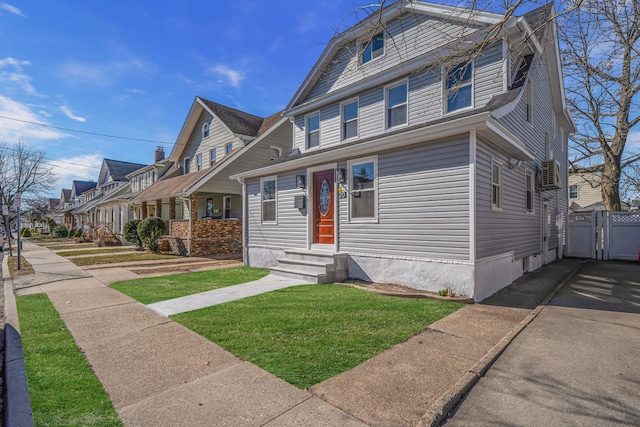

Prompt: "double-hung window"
[525,169,534,214]
[341,100,358,140]
[210,149,216,166]
[569,185,579,199]
[446,62,473,112]
[361,33,384,64]
[307,113,320,148]
[491,160,503,210]
[196,153,202,171]
[386,82,407,129]
[349,157,377,220]
[183,157,190,173]
[261,177,277,222]
[225,143,233,155]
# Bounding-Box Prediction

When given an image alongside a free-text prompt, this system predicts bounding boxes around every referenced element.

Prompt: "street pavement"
[442,261,640,426]
[7,240,639,426]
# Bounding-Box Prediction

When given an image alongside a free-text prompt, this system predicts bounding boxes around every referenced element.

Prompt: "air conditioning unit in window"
[540,159,560,190]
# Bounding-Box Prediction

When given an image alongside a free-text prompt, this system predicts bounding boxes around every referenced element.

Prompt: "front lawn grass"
[56,247,134,257]
[68,252,181,266]
[172,284,463,389]
[111,266,269,304]
[17,294,123,427]
[7,256,34,276]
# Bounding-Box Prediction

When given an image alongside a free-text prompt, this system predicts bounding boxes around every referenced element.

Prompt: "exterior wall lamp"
[296,174,306,189]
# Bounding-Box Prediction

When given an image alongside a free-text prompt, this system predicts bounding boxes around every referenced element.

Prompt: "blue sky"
[0,0,367,197]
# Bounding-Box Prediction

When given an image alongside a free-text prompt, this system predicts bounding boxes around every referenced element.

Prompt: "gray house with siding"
[232,1,575,301]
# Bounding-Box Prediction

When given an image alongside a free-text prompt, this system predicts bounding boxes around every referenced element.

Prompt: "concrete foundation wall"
[347,254,475,298]
[247,246,284,268]
[474,252,524,302]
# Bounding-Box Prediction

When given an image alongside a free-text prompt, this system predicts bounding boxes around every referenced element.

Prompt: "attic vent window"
[361,33,384,64]
[270,146,282,161]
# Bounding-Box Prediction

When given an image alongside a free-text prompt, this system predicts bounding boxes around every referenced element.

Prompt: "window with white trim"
[307,113,320,148]
[341,99,358,140]
[446,61,473,112]
[210,149,216,166]
[196,153,202,171]
[386,82,407,129]
[361,33,384,64]
[225,143,233,155]
[183,157,190,174]
[349,157,377,220]
[525,169,534,214]
[569,185,579,199]
[261,177,277,222]
[491,160,503,210]
[202,122,210,138]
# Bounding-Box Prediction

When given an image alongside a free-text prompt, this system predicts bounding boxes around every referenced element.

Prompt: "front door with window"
[313,170,334,244]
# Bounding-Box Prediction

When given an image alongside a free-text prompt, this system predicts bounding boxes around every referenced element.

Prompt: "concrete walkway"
[10,240,633,426]
[148,275,308,316]
[443,261,640,426]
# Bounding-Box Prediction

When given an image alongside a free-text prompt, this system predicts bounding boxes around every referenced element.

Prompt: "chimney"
[154,146,165,163]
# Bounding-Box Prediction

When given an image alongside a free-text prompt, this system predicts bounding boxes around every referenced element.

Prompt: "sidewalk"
[9,241,586,426]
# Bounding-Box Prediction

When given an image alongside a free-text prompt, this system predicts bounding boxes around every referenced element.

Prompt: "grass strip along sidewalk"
[68,252,181,266]
[172,284,463,389]
[111,266,269,304]
[17,294,123,427]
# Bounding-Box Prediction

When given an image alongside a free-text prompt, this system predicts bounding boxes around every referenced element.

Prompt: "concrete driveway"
[443,261,640,426]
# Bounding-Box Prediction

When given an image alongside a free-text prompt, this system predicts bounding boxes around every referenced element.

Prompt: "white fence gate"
[567,211,640,260]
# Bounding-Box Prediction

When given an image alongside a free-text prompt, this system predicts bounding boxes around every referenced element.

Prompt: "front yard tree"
[560,0,640,210]
[137,217,166,252]
[0,141,57,225]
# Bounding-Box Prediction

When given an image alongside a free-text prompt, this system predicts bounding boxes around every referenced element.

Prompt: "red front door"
[313,170,334,244]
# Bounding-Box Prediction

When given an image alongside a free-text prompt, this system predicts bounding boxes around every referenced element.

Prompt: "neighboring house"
[568,172,630,212]
[71,159,146,239]
[52,189,71,225]
[126,146,174,219]
[231,1,575,301]
[130,96,292,256]
[64,180,97,231]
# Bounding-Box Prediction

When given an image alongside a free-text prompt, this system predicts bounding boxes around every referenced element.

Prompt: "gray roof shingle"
[199,97,265,137]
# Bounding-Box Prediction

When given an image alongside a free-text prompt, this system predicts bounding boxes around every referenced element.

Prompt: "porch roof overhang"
[129,168,209,203]
[231,111,534,181]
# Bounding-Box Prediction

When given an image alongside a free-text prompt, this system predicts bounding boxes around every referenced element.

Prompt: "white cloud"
[0,95,66,143]
[209,64,245,88]
[58,58,156,86]
[59,106,86,122]
[48,153,102,185]
[0,3,26,18]
[0,57,40,97]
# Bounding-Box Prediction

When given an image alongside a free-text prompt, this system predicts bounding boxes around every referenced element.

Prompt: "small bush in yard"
[21,228,32,237]
[137,217,166,252]
[53,225,69,238]
[124,219,143,249]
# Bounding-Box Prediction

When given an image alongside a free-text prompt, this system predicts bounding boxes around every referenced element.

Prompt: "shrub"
[124,219,143,248]
[21,228,32,237]
[74,228,83,238]
[136,218,166,252]
[53,225,69,238]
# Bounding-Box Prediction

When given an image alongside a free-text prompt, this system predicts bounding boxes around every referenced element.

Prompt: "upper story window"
[196,153,202,171]
[341,99,358,140]
[491,160,503,211]
[183,157,190,173]
[202,122,210,138]
[386,81,407,129]
[307,113,320,148]
[569,185,579,199]
[446,61,473,113]
[225,143,233,155]
[261,177,277,223]
[210,149,216,166]
[361,33,384,64]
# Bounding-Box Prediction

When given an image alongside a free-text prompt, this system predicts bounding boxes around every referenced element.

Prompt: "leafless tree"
[0,141,57,227]
[560,0,640,210]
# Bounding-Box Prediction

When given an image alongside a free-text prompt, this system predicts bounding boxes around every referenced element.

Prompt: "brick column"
[190,193,198,222]
[141,201,148,219]
[155,199,162,219]
[169,197,176,220]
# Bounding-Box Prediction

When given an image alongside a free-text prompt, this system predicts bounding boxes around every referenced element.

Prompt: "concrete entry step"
[271,250,348,284]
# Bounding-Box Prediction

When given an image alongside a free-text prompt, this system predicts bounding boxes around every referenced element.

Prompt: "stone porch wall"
[162,219,242,257]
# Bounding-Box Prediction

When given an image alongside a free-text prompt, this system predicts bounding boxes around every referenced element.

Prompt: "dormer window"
[202,122,210,138]
[362,33,384,64]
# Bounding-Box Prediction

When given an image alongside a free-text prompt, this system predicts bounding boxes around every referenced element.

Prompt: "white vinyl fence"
[567,211,640,261]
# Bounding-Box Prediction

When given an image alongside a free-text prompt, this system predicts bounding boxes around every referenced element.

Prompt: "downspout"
[237,177,247,265]
[178,194,192,256]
